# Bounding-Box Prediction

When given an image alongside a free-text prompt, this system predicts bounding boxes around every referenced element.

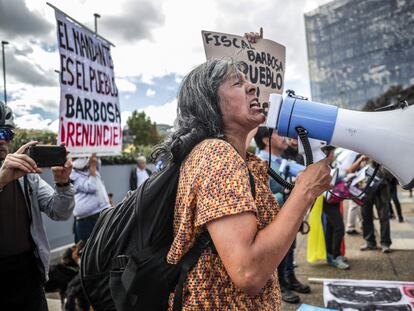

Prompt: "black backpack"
[80,136,256,311]
[80,134,213,311]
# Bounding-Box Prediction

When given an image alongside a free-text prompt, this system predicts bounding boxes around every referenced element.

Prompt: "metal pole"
[1,41,8,104]
[46,3,115,47]
[94,13,101,35]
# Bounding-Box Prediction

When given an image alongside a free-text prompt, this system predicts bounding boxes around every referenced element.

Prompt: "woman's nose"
[246,82,256,95]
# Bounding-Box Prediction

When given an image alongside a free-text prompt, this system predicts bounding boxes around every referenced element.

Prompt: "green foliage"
[247,145,256,154]
[10,129,57,152]
[101,152,137,165]
[101,145,154,165]
[134,145,154,160]
[126,111,161,146]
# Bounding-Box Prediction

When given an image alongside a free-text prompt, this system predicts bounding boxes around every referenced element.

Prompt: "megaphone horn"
[266,94,414,190]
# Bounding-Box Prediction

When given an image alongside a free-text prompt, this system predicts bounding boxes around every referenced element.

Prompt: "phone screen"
[29,145,66,167]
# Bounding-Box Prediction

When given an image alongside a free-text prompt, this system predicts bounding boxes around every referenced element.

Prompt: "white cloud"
[14,113,53,130]
[146,88,156,97]
[121,110,133,129]
[8,86,60,115]
[2,0,335,129]
[141,99,177,125]
[174,76,182,84]
[4,0,334,82]
[48,118,59,133]
[121,99,177,129]
[116,78,137,92]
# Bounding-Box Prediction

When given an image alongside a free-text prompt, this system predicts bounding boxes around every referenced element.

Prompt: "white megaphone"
[266,93,414,190]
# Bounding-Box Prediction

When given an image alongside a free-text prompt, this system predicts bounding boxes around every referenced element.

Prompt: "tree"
[126,111,161,147]
[11,129,57,152]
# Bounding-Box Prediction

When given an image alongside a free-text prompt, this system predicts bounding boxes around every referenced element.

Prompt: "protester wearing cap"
[129,155,152,190]
[70,153,111,243]
[0,101,75,311]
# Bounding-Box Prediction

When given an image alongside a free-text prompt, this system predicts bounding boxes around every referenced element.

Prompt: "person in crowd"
[254,127,310,304]
[108,192,114,207]
[0,101,75,311]
[323,147,350,269]
[345,200,362,235]
[282,138,304,165]
[70,154,110,243]
[388,175,403,222]
[44,241,84,307]
[360,163,393,253]
[151,57,332,309]
[336,150,367,235]
[64,241,89,311]
[129,155,152,190]
[345,155,366,235]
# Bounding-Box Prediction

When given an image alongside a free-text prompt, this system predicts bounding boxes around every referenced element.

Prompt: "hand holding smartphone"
[29,145,67,168]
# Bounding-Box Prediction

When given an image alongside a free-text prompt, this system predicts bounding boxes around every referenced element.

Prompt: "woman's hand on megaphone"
[292,157,333,203]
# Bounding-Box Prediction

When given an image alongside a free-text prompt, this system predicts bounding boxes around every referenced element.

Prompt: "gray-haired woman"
[154,58,332,310]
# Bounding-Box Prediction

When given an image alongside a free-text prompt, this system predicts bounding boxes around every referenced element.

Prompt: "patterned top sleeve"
[194,139,258,227]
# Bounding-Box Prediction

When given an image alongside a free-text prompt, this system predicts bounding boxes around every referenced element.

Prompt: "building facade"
[305,0,414,109]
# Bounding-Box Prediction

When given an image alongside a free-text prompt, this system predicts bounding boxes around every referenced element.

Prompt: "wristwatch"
[56,181,71,187]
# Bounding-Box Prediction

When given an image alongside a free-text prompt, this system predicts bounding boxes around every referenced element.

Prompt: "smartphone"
[29,145,67,167]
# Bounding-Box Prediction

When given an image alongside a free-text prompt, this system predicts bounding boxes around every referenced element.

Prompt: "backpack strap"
[173,231,212,311]
[248,169,256,200]
[173,169,256,310]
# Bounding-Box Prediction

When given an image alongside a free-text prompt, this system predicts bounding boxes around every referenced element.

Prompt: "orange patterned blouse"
[167,139,282,310]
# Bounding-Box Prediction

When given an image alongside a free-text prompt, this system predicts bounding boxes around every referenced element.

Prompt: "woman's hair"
[152,58,246,163]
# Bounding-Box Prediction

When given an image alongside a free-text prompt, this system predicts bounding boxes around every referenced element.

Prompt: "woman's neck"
[224,130,248,160]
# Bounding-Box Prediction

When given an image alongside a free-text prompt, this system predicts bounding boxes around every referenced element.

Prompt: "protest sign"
[324,279,414,310]
[202,30,285,111]
[55,11,121,156]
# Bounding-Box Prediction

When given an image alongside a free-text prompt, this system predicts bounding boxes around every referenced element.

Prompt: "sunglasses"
[0,128,14,141]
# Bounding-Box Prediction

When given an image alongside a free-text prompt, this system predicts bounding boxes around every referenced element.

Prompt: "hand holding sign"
[202,29,285,114]
[244,27,263,44]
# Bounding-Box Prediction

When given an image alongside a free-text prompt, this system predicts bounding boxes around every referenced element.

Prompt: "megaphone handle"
[296,127,313,165]
[296,127,328,165]
[268,166,294,190]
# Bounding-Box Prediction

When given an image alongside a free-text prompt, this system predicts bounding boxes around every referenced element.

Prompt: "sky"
[0,0,332,131]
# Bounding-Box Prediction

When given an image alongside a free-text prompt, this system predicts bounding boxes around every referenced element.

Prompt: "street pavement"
[282,188,414,310]
[47,189,414,310]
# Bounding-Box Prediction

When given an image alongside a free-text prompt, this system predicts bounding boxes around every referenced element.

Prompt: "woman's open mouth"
[250,99,263,113]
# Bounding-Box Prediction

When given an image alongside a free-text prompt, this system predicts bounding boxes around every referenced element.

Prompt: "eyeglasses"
[0,128,14,141]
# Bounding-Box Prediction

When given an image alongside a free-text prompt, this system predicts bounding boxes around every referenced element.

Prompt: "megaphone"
[266,93,414,190]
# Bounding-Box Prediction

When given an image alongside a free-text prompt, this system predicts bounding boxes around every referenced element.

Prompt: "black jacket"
[129,167,152,190]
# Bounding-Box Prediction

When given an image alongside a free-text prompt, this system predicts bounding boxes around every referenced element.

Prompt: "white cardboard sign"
[55,11,122,157]
[202,30,286,109]
[324,279,414,310]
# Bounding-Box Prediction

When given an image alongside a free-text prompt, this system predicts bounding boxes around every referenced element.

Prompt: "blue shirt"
[257,150,286,206]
